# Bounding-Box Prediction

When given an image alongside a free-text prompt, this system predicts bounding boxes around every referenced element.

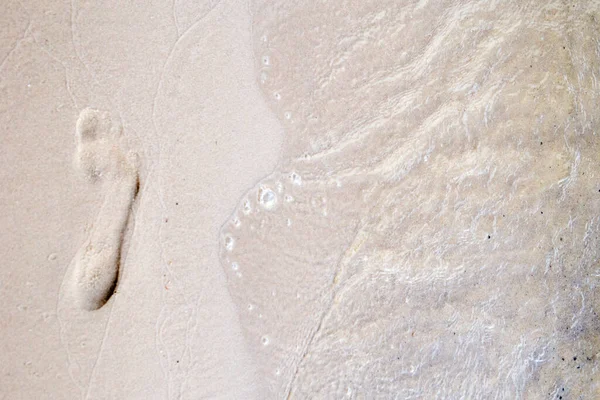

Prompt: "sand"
[2,0,600,399]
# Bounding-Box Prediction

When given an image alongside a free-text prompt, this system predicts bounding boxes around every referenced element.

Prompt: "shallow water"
[220,1,600,398]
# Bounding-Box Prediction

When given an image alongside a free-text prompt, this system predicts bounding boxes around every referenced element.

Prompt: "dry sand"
[1,0,600,399]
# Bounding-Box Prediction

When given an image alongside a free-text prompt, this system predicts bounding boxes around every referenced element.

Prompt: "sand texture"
[1,0,600,399]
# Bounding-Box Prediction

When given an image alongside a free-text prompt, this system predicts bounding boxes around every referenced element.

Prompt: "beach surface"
[1,0,599,399]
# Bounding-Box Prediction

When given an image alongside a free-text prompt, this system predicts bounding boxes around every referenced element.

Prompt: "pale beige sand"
[1,0,280,398]
[2,0,600,399]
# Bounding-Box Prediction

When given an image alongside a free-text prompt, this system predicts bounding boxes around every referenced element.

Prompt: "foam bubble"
[243,200,252,215]
[259,187,277,210]
[224,236,235,251]
[290,172,302,185]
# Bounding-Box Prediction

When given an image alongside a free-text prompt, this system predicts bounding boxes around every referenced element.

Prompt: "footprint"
[68,108,139,311]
